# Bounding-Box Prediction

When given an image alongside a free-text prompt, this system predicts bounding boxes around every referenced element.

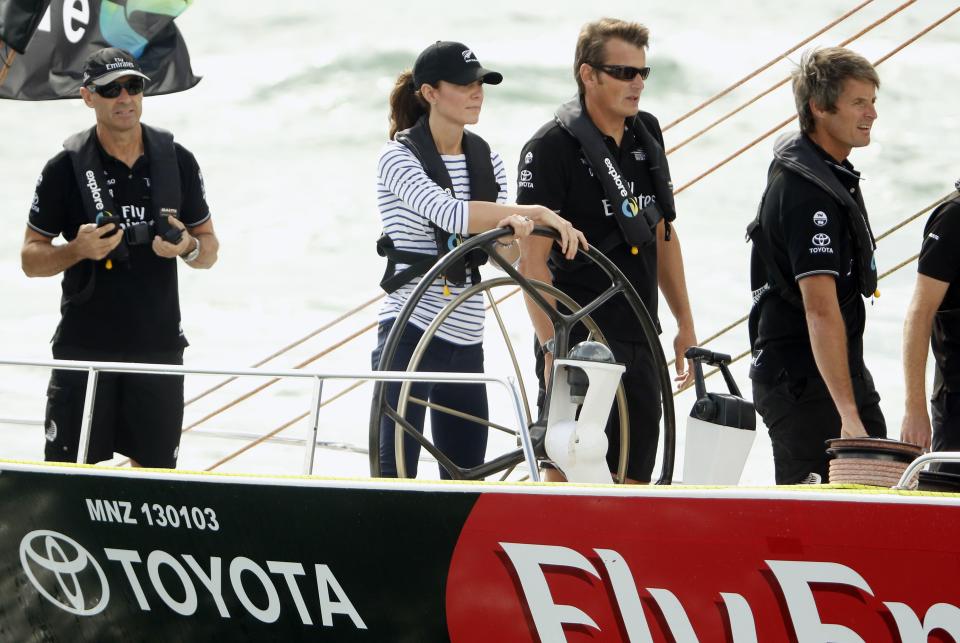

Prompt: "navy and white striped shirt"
[376,140,508,345]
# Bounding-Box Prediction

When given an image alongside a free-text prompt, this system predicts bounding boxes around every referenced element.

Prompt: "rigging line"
[174,287,523,470]
[184,292,383,406]
[662,0,876,133]
[876,190,959,242]
[667,0,917,156]
[878,252,919,281]
[180,321,377,435]
[872,4,960,65]
[205,379,367,471]
[0,45,14,87]
[203,289,524,470]
[663,191,955,368]
[673,5,959,197]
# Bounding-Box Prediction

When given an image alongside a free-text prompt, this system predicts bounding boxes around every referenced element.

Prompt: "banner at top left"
[0,0,198,100]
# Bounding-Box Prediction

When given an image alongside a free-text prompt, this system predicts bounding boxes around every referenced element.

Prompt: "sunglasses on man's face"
[590,63,651,82]
[90,77,145,98]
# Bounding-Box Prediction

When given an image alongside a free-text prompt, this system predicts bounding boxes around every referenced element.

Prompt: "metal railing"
[896,452,960,490]
[0,358,538,481]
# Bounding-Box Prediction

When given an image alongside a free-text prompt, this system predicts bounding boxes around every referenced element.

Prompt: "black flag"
[0,0,52,53]
[0,0,198,100]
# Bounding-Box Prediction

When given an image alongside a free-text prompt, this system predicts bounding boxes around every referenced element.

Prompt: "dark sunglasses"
[590,63,651,81]
[89,77,145,98]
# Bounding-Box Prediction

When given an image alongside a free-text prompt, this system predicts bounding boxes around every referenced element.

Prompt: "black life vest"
[63,124,181,305]
[377,115,498,294]
[553,97,676,262]
[746,132,878,310]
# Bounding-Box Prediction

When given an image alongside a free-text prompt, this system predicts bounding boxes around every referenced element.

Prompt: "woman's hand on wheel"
[497,213,535,242]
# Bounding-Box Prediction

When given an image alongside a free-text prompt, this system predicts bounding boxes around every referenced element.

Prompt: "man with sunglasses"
[21,47,219,469]
[517,18,697,483]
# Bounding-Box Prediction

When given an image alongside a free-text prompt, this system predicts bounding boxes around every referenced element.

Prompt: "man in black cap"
[20,47,219,468]
[516,18,698,483]
[901,180,960,471]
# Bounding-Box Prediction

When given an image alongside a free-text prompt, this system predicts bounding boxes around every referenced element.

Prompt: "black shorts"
[535,333,662,482]
[752,370,887,484]
[44,346,185,468]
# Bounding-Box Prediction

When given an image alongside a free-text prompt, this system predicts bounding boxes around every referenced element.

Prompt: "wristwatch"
[180,236,201,263]
[541,337,556,355]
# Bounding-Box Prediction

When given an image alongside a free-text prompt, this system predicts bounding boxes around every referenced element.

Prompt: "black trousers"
[753,370,887,484]
[931,390,960,474]
[372,321,488,479]
[44,345,184,468]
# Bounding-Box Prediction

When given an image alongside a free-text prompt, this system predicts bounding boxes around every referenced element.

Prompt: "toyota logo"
[812,233,831,247]
[19,530,110,615]
[519,170,532,182]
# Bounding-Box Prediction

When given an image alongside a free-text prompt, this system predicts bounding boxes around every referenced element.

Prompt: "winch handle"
[684,347,743,398]
[685,347,709,400]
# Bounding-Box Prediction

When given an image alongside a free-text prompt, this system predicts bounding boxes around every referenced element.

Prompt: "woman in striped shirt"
[373,41,585,478]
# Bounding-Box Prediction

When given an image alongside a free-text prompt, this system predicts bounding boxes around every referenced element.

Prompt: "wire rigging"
[661,0,876,133]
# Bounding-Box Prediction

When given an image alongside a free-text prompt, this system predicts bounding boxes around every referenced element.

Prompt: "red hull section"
[450,493,960,642]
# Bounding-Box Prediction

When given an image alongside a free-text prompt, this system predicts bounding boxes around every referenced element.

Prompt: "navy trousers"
[372,321,488,479]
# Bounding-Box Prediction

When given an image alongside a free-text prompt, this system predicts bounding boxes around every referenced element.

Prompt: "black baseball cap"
[412,41,502,89]
[82,47,151,87]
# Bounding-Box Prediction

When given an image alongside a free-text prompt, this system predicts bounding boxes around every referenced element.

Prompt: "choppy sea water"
[1,0,959,483]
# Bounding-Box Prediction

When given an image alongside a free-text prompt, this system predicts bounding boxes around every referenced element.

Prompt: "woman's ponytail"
[388,70,429,139]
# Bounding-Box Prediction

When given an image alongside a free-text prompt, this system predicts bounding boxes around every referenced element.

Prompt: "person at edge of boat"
[20,47,219,469]
[747,47,886,485]
[900,179,960,474]
[516,18,698,484]
[373,40,587,479]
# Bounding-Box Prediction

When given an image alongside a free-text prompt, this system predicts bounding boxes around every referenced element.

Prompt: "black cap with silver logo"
[412,41,502,89]
[82,47,151,87]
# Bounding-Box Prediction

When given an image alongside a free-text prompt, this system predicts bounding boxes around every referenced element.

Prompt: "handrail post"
[507,376,540,482]
[77,367,99,464]
[301,376,324,475]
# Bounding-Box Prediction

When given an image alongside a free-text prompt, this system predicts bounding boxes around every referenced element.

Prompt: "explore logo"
[19,530,110,616]
[85,169,105,212]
